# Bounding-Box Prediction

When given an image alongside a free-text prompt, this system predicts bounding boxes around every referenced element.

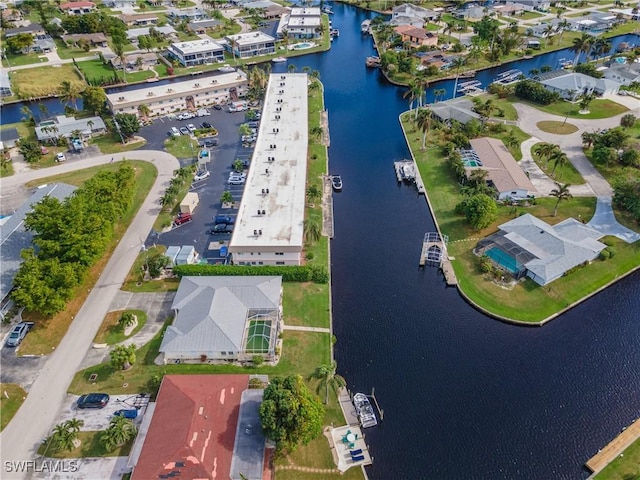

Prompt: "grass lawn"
[0,160,15,178]
[283,282,330,328]
[402,114,640,322]
[530,145,586,185]
[93,310,147,345]
[0,384,27,432]
[164,135,200,159]
[10,65,83,99]
[54,39,96,60]
[89,133,147,154]
[530,99,629,120]
[77,59,122,84]
[536,120,579,135]
[487,125,530,160]
[123,69,157,83]
[1,52,48,68]
[122,247,181,293]
[595,438,640,480]
[38,431,134,458]
[19,161,158,355]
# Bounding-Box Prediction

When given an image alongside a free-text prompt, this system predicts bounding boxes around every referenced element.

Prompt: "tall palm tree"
[50,424,75,452]
[533,142,559,168]
[579,93,595,112]
[306,184,321,204]
[542,24,555,48]
[557,19,570,43]
[137,103,151,121]
[548,149,569,177]
[451,57,466,100]
[416,108,433,150]
[59,80,81,109]
[307,361,346,404]
[433,88,446,103]
[570,33,593,66]
[592,38,611,63]
[550,182,572,216]
[101,416,137,452]
[403,80,420,116]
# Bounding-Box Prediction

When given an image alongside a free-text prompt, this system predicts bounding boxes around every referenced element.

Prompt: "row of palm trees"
[47,416,137,454]
[533,142,570,178]
[570,34,612,66]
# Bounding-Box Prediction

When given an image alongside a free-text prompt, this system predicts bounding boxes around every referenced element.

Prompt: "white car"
[56,152,66,162]
[187,123,197,133]
[197,109,210,117]
[193,170,211,182]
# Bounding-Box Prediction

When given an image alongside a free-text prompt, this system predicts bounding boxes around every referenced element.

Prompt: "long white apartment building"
[167,39,224,67]
[106,70,248,117]
[229,73,309,266]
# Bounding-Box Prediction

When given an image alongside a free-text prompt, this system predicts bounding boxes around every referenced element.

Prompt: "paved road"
[0,151,179,480]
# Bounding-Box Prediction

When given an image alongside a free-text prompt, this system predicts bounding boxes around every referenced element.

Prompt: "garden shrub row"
[173,264,329,283]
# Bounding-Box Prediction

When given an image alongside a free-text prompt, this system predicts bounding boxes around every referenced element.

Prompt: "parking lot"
[138,106,258,263]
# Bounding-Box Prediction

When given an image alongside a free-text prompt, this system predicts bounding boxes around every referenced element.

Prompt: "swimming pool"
[291,42,315,50]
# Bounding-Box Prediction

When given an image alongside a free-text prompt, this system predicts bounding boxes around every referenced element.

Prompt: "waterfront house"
[59,1,96,15]
[62,33,108,48]
[454,6,487,20]
[129,375,270,480]
[126,26,177,43]
[158,276,282,364]
[0,127,19,148]
[278,7,322,39]
[167,39,225,67]
[505,0,550,11]
[609,7,640,21]
[187,19,223,34]
[103,0,137,7]
[264,4,289,20]
[111,52,159,70]
[528,19,562,38]
[4,23,54,54]
[118,13,159,27]
[106,70,248,117]
[391,3,438,27]
[429,97,482,125]
[34,115,107,143]
[475,214,606,285]
[0,70,12,97]
[167,7,208,24]
[601,62,640,86]
[466,137,536,201]
[224,32,276,58]
[566,13,618,35]
[414,50,455,70]
[492,2,526,16]
[537,71,620,100]
[394,25,438,48]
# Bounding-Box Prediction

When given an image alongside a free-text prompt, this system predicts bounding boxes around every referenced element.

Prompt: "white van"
[228,101,248,113]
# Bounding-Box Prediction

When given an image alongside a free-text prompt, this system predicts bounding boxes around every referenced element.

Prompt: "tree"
[306,184,321,204]
[101,416,137,452]
[112,39,127,81]
[307,361,346,405]
[239,123,252,137]
[110,344,137,370]
[59,80,82,110]
[113,113,141,140]
[451,57,466,101]
[416,108,432,150]
[433,88,446,103]
[220,190,234,206]
[581,131,598,148]
[532,142,558,167]
[118,312,136,330]
[548,149,569,177]
[570,33,593,66]
[259,375,324,454]
[592,38,611,63]
[620,114,636,129]
[303,217,321,243]
[82,86,107,115]
[620,148,640,168]
[137,103,151,121]
[6,33,34,54]
[550,182,572,216]
[49,419,83,452]
[17,139,43,164]
[578,93,595,112]
[458,194,498,230]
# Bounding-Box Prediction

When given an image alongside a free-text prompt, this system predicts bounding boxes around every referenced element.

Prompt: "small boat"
[361,19,371,34]
[459,70,476,78]
[494,69,522,84]
[330,28,340,37]
[353,393,377,428]
[219,64,235,73]
[272,56,287,63]
[331,175,343,191]
[322,6,333,14]
[558,58,573,69]
[365,56,381,68]
[146,77,159,83]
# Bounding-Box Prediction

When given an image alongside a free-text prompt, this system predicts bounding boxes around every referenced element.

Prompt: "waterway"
[4,6,640,478]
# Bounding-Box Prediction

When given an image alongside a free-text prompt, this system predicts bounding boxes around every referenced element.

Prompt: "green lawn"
[0,384,27,431]
[94,310,148,345]
[38,431,134,458]
[536,120,579,135]
[283,283,330,328]
[164,135,200,159]
[77,59,122,84]
[529,99,629,119]
[89,133,147,154]
[530,144,586,185]
[595,438,640,480]
[10,64,83,98]
[1,52,48,68]
[54,39,96,60]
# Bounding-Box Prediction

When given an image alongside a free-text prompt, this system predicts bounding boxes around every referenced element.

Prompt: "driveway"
[0,151,179,480]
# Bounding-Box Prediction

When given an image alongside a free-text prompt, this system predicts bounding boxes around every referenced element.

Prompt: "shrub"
[252,355,264,366]
[249,377,265,388]
[173,264,329,284]
[305,251,315,260]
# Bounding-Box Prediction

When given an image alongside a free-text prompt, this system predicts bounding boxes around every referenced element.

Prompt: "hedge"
[172,264,329,283]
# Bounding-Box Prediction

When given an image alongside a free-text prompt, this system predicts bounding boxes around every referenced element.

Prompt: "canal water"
[3,6,639,478]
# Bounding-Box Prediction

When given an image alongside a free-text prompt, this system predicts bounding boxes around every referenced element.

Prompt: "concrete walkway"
[283,325,331,333]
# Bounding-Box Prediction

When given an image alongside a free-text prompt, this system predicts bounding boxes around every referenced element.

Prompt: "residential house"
[187,19,223,34]
[1,7,22,23]
[0,183,77,320]
[394,25,438,48]
[429,97,482,125]
[129,375,271,480]
[264,4,289,20]
[415,50,455,70]
[126,26,177,43]
[118,13,159,27]
[0,127,19,148]
[492,2,526,16]
[111,52,159,70]
[609,7,640,21]
[167,7,208,24]
[566,13,616,35]
[35,115,107,143]
[62,33,108,48]
[507,0,550,11]
[106,70,249,117]
[391,3,438,27]
[167,39,225,67]
[602,62,640,86]
[278,7,322,39]
[4,23,54,54]
[59,1,96,15]
[225,32,276,58]
[528,19,561,38]
[103,0,137,7]
[158,276,283,364]
[466,137,537,201]
[454,5,487,20]
[0,70,12,97]
[475,214,606,285]
[537,71,620,100]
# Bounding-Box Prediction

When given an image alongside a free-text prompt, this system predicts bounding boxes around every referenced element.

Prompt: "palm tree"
[548,149,569,177]
[137,103,151,121]
[50,424,75,452]
[550,182,572,216]
[451,57,466,100]
[87,119,95,133]
[592,38,611,63]
[306,184,321,204]
[581,131,597,148]
[307,361,346,404]
[533,142,559,168]
[287,63,297,73]
[570,33,593,66]
[433,88,446,103]
[542,24,555,48]
[65,418,84,434]
[579,93,595,112]
[505,131,519,150]
[59,80,81,109]
[38,103,49,120]
[303,217,321,243]
[403,80,420,116]
[112,41,127,81]
[101,416,137,452]
[416,108,433,150]
[557,19,570,43]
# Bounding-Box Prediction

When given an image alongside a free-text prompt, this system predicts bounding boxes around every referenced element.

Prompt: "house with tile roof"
[394,25,438,48]
[59,1,96,15]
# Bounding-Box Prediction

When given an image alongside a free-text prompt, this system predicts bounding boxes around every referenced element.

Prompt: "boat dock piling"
[369,388,384,422]
[585,417,640,474]
[393,159,424,194]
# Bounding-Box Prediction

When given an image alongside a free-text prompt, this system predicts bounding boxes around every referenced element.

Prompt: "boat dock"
[585,417,640,474]
[393,159,424,194]
[419,232,457,285]
[322,174,335,239]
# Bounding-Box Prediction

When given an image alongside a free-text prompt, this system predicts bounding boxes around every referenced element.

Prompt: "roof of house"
[430,102,481,124]
[0,183,77,302]
[111,52,158,67]
[35,115,106,141]
[131,375,255,480]
[4,23,45,37]
[394,25,436,40]
[392,3,437,19]
[62,33,107,44]
[159,276,282,356]
[59,1,95,9]
[538,72,620,93]
[468,137,536,195]
[126,25,176,39]
[118,13,159,23]
[603,62,640,81]
[498,214,606,284]
[225,31,276,46]
[188,18,223,29]
[0,128,19,143]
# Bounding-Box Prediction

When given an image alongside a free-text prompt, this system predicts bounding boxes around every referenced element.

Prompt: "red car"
[174,212,192,225]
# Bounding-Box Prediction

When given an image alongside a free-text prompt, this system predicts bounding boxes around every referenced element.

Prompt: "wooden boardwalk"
[586,417,640,474]
[321,175,334,238]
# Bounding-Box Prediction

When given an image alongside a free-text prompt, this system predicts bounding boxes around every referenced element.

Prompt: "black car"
[77,393,110,409]
[214,215,235,225]
[202,138,218,147]
[201,122,212,129]
[208,224,234,234]
[213,104,222,110]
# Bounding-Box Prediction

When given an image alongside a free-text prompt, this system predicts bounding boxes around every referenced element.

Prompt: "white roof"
[229,74,308,252]
[126,25,176,39]
[290,7,321,15]
[226,31,275,46]
[168,38,224,55]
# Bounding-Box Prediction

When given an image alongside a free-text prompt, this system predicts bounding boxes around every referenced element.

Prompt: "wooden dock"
[321,175,334,239]
[393,159,424,194]
[419,233,458,285]
[441,258,458,286]
[586,417,640,474]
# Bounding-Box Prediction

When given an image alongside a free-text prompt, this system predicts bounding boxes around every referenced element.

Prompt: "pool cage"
[459,149,483,167]
[475,232,536,279]
[241,308,280,360]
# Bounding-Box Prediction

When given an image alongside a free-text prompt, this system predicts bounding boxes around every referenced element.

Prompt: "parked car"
[55,152,66,162]
[213,104,222,111]
[114,409,138,419]
[209,224,234,234]
[174,212,192,225]
[170,127,180,137]
[200,122,212,129]
[197,108,210,117]
[214,215,235,225]
[177,112,195,120]
[179,126,190,135]
[228,177,246,185]
[241,135,256,143]
[193,170,210,182]
[5,322,33,347]
[77,393,110,409]
[229,171,247,178]
[187,123,197,133]
[202,138,218,147]
[245,121,259,129]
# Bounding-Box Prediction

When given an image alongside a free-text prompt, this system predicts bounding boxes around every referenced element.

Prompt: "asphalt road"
[0,151,179,480]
